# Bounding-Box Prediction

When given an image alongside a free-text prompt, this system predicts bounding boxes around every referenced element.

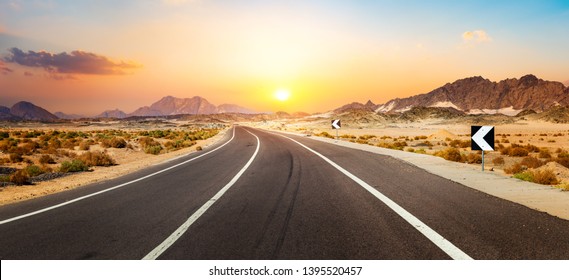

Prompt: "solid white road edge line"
[142,129,261,260]
[0,127,237,225]
[275,133,473,260]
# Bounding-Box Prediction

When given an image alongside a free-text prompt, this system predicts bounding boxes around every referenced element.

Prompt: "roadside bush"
[465,153,482,164]
[449,139,470,148]
[492,157,505,165]
[414,148,427,154]
[39,154,55,165]
[9,153,23,163]
[532,169,559,185]
[24,165,44,177]
[101,137,127,148]
[520,156,545,169]
[145,145,163,155]
[196,146,203,151]
[59,159,89,173]
[539,149,552,159]
[10,170,30,185]
[509,147,529,157]
[315,131,334,139]
[513,171,533,182]
[505,163,524,174]
[79,140,92,151]
[513,169,558,185]
[78,151,116,167]
[434,148,464,162]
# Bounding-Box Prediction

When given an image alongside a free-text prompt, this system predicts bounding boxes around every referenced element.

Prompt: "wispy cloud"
[462,30,492,43]
[2,47,142,75]
[0,61,13,75]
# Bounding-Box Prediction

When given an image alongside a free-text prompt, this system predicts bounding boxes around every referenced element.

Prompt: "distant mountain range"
[126,96,255,117]
[0,96,256,121]
[373,74,569,115]
[3,75,569,122]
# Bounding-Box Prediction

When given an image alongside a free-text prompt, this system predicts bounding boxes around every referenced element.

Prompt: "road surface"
[1,126,569,259]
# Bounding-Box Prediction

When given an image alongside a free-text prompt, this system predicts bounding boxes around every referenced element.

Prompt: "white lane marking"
[275,132,473,260]
[0,127,237,225]
[143,129,261,260]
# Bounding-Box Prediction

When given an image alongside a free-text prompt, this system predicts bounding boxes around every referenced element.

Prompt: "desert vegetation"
[0,127,220,186]
[309,128,569,188]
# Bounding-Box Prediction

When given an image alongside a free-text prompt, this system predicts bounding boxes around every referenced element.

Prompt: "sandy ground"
[0,127,229,206]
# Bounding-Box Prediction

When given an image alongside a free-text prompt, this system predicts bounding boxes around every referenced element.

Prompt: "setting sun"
[274,89,291,102]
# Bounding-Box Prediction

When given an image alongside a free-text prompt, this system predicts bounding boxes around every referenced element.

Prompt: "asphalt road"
[1,126,569,260]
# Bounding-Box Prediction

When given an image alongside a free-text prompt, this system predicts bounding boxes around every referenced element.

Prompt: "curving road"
[1,126,569,260]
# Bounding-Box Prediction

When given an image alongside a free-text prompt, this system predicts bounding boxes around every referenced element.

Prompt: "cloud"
[23,71,33,76]
[0,61,13,75]
[2,47,142,75]
[462,30,492,43]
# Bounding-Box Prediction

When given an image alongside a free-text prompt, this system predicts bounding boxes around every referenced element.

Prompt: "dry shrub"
[78,151,116,167]
[539,149,552,158]
[196,146,203,151]
[39,154,56,164]
[509,147,529,157]
[434,148,464,162]
[449,139,470,148]
[10,170,30,186]
[466,153,482,164]
[24,165,43,177]
[9,153,23,163]
[62,139,77,149]
[59,159,89,173]
[101,137,127,148]
[505,163,524,174]
[79,140,91,151]
[520,156,545,169]
[492,156,505,165]
[531,169,559,185]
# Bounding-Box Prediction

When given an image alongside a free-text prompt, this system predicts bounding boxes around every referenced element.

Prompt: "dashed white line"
[0,127,237,225]
[275,132,473,260]
[142,129,261,260]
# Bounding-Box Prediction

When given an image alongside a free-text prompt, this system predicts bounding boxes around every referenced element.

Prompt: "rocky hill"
[376,74,569,115]
[95,109,128,119]
[334,100,378,113]
[127,96,255,117]
[7,101,58,121]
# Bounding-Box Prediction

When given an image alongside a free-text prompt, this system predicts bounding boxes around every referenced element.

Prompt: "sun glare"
[275,89,291,101]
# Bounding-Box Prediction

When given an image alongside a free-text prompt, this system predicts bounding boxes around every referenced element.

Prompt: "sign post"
[471,126,495,171]
[331,119,341,141]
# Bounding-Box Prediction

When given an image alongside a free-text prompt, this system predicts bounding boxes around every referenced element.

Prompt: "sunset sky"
[1,0,569,115]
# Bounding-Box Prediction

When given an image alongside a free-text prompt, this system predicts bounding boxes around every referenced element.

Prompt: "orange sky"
[1,1,568,116]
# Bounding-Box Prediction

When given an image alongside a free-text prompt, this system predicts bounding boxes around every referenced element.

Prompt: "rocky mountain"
[217,104,256,114]
[8,101,58,121]
[0,106,20,121]
[54,112,86,120]
[334,100,378,113]
[95,109,127,119]
[127,96,255,117]
[376,75,569,115]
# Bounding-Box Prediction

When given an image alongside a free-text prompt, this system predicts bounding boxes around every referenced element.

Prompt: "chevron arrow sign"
[331,119,341,129]
[471,126,494,151]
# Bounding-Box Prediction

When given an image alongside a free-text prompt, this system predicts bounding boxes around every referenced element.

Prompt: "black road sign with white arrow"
[331,119,341,129]
[471,126,494,151]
